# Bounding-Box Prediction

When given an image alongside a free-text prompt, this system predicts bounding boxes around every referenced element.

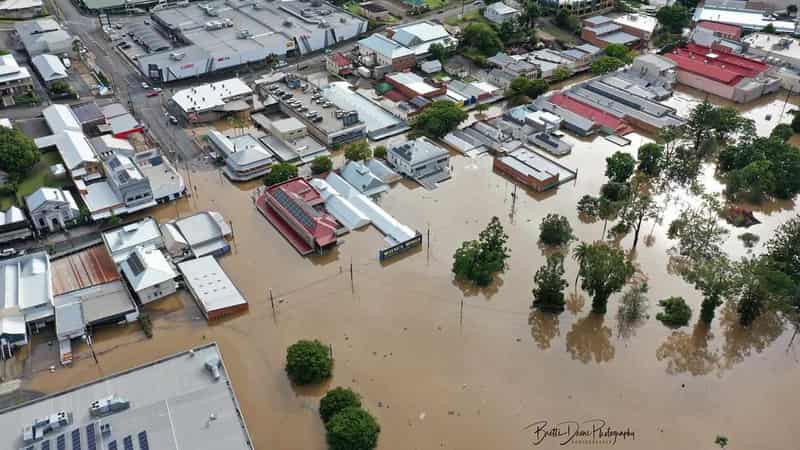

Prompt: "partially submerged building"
[493,148,576,192]
[119,245,178,304]
[340,160,388,197]
[178,256,248,320]
[0,343,254,450]
[161,211,232,259]
[387,137,451,189]
[102,218,164,264]
[207,129,275,181]
[257,115,330,163]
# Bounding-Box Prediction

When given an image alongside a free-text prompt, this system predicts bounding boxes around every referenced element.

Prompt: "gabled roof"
[0,54,30,85]
[31,54,67,82]
[0,251,52,312]
[392,22,450,46]
[0,206,26,226]
[486,2,519,15]
[42,103,80,133]
[340,161,388,197]
[120,245,176,291]
[389,137,449,165]
[34,129,97,170]
[24,187,77,213]
[359,33,414,59]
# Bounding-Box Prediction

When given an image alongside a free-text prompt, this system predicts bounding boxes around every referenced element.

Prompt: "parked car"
[168,115,178,125]
[146,90,160,97]
[141,82,149,89]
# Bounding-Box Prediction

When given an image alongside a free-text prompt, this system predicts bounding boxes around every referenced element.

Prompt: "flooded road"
[22,91,800,450]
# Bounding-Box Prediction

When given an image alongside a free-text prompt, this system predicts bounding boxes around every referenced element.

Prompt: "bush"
[539,213,573,246]
[373,145,386,159]
[531,253,568,312]
[326,407,380,450]
[655,297,692,327]
[263,162,298,186]
[591,56,626,74]
[285,339,332,385]
[344,141,372,161]
[770,123,794,142]
[320,387,361,423]
[311,155,333,175]
[138,312,153,338]
[738,232,760,248]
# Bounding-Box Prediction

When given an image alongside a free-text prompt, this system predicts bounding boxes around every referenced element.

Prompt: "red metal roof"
[549,93,630,134]
[51,245,120,296]
[263,178,337,250]
[664,44,768,86]
[330,52,351,67]
[697,21,742,38]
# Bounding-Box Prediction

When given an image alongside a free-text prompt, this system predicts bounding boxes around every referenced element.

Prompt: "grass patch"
[0,151,68,209]
[344,2,363,16]
[537,18,580,45]
[425,0,449,9]
[444,9,483,26]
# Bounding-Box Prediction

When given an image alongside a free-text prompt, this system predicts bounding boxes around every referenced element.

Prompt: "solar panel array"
[86,424,97,450]
[71,429,81,450]
[56,434,65,450]
[137,432,149,450]
[122,435,133,450]
[273,189,315,231]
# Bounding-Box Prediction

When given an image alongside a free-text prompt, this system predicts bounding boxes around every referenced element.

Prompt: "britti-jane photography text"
[524,419,636,446]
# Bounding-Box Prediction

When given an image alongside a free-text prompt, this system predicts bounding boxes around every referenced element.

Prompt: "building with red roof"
[696,21,742,41]
[664,44,780,103]
[255,178,339,255]
[326,52,353,76]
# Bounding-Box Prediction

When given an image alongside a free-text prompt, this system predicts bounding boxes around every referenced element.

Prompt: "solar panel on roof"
[122,436,133,450]
[86,424,97,450]
[273,189,316,230]
[107,441,116,450]
[137,432,149,450]
[56,434,65,450]
[72,429,81,450]
[41,440,50,450]
[127,252,146,275]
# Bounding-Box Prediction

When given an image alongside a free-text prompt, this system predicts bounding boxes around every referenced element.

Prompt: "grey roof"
[0,343,253,450]
[562,49,588,60]
[587,23,623,35]
[340,161,388,196]
[358,33,414,59]
[102,218,164,262]
[25,187,74,213]
[0,251,52,312]
[601,31,640,45]
[173,211,231,257]
[575,43,602,56]
[101,103,128,119]
[633,53,676,71]
[71,102,105,125]
[390,137,448,165]
[14,19,72,56]
[30,54,67,82]
[54,301,84,338]
[584,15,612,26]
[498,148,562,182]
[178,256,247,318]
[0,206,27,226]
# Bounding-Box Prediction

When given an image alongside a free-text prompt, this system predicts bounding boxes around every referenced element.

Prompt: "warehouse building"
[581,15,640,49]
[692,2,797,34]
[0,343,254,450]
[493,148,576,192]
[139,0,367,82]
[178,256,248,320]
[171,78,253,123]
[0,0,43,19]
[15,18,72,57]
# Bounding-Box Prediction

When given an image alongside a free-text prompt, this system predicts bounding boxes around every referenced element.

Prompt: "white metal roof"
[693,6,796,33]
[613,13,658,34]
[34,129,97,170]
[0,251,52,312]
[178,256,247,317]
[486,2,519,16]
[271,117,306,134]
[42,103,81,133]
[172,78,252,113]
[103,218,164,262]
[0,54,30,85]
[31,54,67,82]
[24,187,77,213]
[309,178,371,230]
[120,245,177,291]
[340,160,388,197]
[0,206,26,226]
[0,0,42,10]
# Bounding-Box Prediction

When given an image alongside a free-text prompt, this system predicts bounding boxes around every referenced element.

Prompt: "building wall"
[676,70,736,100]
[31,203,75,231]
[733,78,781,103]
[617,23,651,41]
[538,0,614,17]
[580,30,610,49]
[205,302,249,321]
[0,76,33,97]
[385,76,446,98]
[492,157,558,192]
[264,193,315,248]
[391,54,417,72]
[138,279,177,305]
[388,152,449,179]
[485,9,520,25]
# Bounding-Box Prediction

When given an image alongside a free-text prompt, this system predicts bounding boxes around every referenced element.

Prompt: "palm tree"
[572,242,590,291]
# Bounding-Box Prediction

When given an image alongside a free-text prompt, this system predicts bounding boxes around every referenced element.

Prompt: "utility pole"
[459,298,464,329]
[426,223,430,263]
[349,260,354,292]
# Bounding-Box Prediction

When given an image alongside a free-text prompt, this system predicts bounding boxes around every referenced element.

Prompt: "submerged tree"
[668,195,729,263]
[532,253,569,313]
[605,151,636,183]
[617,184,659,251]
[411,100,468,138]
[685,256,737,325]
[636,143,663,178]
[539,214,574,246]
[575,242,634,314]
[452,217,510,286]
[656,297,692,328]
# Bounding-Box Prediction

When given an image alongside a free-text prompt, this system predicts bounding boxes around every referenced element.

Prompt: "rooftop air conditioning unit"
[170,51,186,60]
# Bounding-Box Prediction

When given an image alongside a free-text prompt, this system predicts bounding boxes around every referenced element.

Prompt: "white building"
[171,78,253,123]
[177,256,248,320]
[207,130,275,181]
[340,160,388,197]
[389,21,458,56]
[30,54,68,85]
[0,206,32,243]
[0,53,33,99]
[102,218,164,264]
[0,252,52,353]
[24,187,79,232]
[387,137,451,189]
[269,117,308,141]
[309,178,371,231]
[120,245,177,304]
[484,2,521,24]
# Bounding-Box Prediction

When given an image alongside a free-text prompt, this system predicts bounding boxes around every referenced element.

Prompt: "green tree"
[498,20,521,45]
[667,195,729,262]
[373,145,386,159]
[763,23,776,34]
[521,0,540,28]
[605,151,636,183]
[617,186,659,250]
[576,242,634,314]
[428,42,447,63]
[344,141,372,161]
[715,435,729,448]
[656,4,690,33]
[310,155,333,174]
[591,56,626,74]
[637,143,663,177]
[767,215,800,284]
[0,127,40,179]
[603,43,633,63]
[684,256,736,324]
[411,100,468,138]
[507,77,549,102]
[263,162,298,186]
[461,22,504,56]
[770,123,794,142]
[452,216,510,286]
[49,80,72,95]
[792,110,800,133]
[325,407,380,450]
[554,9,579,33]
[577,194,600,218]
[531,253,569,313]
[617,282,649,324]
[655,297,692,327]
[551,66,572,82]
[285,339,332,385]
[320,387,361,423]
[724,159,777,203]
[539,213,574,246]
[684,99,715,155]
[718,137,800,201]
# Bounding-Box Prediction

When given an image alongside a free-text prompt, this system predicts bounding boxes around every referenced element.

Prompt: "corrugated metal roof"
[51,245,120,296]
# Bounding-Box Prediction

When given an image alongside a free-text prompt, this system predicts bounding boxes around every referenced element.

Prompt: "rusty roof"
[51,244,120,296]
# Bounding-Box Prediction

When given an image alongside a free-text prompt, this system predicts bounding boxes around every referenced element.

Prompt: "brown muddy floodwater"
[22,90,800,450]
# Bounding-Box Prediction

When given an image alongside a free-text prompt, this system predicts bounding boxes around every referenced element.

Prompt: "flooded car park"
[18,89,800,450]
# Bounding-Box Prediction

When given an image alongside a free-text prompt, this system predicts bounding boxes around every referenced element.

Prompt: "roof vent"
[205,356,222,381]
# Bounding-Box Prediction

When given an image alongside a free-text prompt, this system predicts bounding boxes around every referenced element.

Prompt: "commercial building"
[611,13,659,42]
[0,206,32,243]
[340,160,389,197]
[696,21,743,40]
[119,245,178,304]
[386,21,457,56]
[385,72,446,98]
[255,177,339,255]
[207,129,275,181]
[0,0,43,19]
[692,2,797,34]
[309,178,371,230]
[178,256,248,320]
[493,148,576,192]
[664,43,780,103]
[536,0,614,17]
[0,53,33,101]
[253,114,330,163]
[322,81,409,140]
[0,252,52,352]
[24,187,79,232]
[581,15,640,49]
[139,0,367,82]
[161,211,232,259]
[103,218,164,264]
[15,18,73,57]
[71,102,107,135]
[171,78,253,123]
[132,150,187,203]
[326,52,354,76]
[484,2,521,24]
[357,33,417,71]
[0,342,254,450]
[630,53,678,86]
[89,135,134,159]
[387,137,451,189]
[30,54,68,86]
[100,103,143,138]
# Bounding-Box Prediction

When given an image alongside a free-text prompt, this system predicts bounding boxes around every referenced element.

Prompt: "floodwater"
[21,90,800,450]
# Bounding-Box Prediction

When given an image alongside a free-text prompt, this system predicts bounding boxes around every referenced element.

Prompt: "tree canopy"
[311,155,333,175]
[320,387,362,423]
[461,23,504,57]
[574,242,634,314]
[507,77,549,103]
[604,43,633,63]
[656,4,690,33]
[263,162,298,186]
[605,151,636,183]
[325,407,380,450]
[285,339,332,385]
[591,56,626,75]
[411,100,468,138]
[718,136,800,202]
[539,213,574,246]
[770,123,793,142]
[555,9,579,33]
[428,43,447,63]
[452,216,510,286]
[532,253,568,313]
[344,141,372,161]
[637,143,663,177]
[0,126,40,180]
[655,297,692,327]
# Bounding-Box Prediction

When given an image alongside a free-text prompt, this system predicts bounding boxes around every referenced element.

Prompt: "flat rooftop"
[693,5,796,33]
[178,256,247,319]
[0,343,253,450]
[742,33,800,59]
[323,82,408,138]
[499,148,573,182]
